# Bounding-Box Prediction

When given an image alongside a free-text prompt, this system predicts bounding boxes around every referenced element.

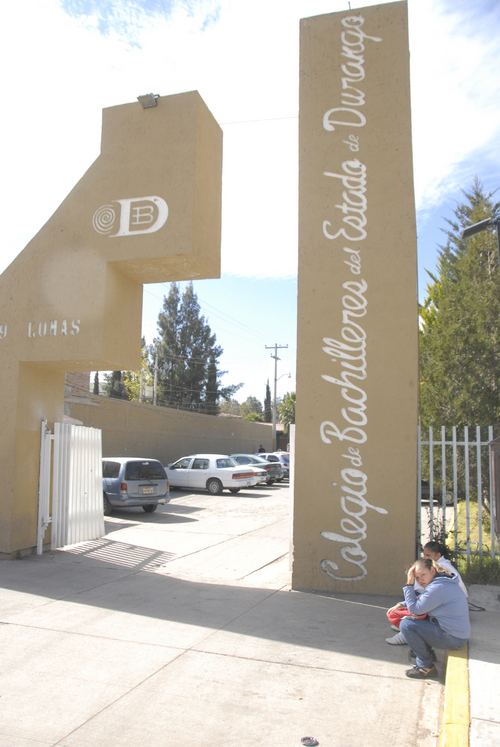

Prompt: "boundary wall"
[69,395,274,464]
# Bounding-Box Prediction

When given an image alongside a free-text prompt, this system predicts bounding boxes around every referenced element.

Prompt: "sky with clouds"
[1,0,499,403]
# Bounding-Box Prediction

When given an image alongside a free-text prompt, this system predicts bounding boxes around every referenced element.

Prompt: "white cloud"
[409,0,500,220]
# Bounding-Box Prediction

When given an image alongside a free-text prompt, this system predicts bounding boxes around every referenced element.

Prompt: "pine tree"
[151,282,242,414]
[419,179,500,427]
[264,380,272,423]
[103,370,128,399]
[93,372,100,395]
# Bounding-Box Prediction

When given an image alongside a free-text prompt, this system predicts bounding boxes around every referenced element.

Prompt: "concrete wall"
[294,2,418,595]
[70,396,274,465]
[0,91,222,555]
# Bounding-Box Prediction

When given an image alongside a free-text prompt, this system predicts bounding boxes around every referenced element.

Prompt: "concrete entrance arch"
[0,91,222,556]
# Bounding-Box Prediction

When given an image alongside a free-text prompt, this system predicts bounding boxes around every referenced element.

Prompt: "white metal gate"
[37,420,104,553]
[418,425,498,563]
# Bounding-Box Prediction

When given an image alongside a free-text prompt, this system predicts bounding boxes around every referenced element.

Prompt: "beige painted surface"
[294,1,418,594]
[70,396,274,465]
[0,92,222,555]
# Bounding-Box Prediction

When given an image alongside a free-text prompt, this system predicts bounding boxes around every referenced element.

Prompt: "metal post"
[265,343,288,451]
[153,353,158,406]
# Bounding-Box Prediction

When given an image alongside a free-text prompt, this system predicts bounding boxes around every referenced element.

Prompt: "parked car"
[165,454,267,495]
[420,480,455,506]
[230,453,284,484]
[102,457,170,516]
[256,452,290,480]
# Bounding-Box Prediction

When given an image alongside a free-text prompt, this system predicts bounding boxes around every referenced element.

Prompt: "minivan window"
[103,461,120,479]
[125,461,166,481]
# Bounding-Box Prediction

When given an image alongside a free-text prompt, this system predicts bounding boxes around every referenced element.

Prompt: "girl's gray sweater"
[403,572,471,639]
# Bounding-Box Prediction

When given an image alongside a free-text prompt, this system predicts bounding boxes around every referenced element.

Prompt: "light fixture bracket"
[137,93,159,109]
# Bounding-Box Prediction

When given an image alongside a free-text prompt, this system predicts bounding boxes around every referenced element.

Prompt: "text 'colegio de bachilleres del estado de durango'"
[318,14,388,583]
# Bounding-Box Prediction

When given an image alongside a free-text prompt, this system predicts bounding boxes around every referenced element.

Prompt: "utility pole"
[265,343,288,450]
[153,352,158,406]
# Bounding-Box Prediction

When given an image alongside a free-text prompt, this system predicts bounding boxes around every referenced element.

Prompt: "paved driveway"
[100,481,291,585]
[0,481,443,747]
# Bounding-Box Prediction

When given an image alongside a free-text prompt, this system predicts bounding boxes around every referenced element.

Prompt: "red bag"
[387,606,427,629]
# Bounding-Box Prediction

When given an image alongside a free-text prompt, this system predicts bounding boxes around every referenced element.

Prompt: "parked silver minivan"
[102,457,170,515]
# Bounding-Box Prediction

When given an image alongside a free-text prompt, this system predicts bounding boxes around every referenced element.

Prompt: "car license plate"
[142,486,154,494]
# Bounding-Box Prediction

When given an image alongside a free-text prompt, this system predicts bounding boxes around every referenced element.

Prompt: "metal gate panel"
[51,423,104,549]
[37,420,54,554]
[418,425,497,563]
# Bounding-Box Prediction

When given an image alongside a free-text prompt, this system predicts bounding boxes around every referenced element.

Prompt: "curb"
[440,644,469,747]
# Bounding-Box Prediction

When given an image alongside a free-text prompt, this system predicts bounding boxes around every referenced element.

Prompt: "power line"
[143,284,278,344]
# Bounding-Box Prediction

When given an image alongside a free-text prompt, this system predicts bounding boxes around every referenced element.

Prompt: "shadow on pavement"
[0,537,413,669]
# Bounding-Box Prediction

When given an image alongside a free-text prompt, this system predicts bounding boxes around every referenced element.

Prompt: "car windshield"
[216,457,237,468]
[125,461,166,480]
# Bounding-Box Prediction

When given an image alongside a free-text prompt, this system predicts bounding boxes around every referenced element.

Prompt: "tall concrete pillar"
[294,1,418,594]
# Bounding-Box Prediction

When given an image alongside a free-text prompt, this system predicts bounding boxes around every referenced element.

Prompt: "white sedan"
[165,454,267,495]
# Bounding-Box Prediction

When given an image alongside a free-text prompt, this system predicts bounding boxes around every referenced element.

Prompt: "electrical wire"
[143,283,286,345]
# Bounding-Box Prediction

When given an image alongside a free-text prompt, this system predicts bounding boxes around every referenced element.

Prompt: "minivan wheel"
[207,478,223,495]
[103,493,113,516]
[143,504,157,513]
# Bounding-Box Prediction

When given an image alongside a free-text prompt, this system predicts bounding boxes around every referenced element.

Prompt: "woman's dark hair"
[423,540,450,559]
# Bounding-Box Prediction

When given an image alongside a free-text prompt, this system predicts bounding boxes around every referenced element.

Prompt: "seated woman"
[386,540,467,645]
[400,557,470,679]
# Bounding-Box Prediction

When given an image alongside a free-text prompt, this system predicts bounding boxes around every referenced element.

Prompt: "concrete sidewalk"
[0,486,480,746]
[467,584,500,746]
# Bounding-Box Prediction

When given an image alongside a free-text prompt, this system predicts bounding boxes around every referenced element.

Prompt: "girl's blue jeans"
[399,617,468,669]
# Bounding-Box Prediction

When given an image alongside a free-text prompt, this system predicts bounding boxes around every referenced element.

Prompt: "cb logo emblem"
[92,196,168,237]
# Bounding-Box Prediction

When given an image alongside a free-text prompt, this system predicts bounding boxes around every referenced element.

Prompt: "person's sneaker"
[386,632,406,645]
[390,624,399,631]
[405,664,438,679]
[408,648,437,662]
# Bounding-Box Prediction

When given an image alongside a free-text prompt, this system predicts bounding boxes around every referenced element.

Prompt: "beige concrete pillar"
[294,1,418,594]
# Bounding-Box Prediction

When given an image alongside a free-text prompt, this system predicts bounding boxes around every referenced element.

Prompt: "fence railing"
[418,425,498,565]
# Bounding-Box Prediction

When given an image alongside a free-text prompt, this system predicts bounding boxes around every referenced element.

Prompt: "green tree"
[277,391,296,434]
[103,370,128,399]
[419,179,500,428]
[151,282,242,414]
[264,380,272,423]
[93,372,100,395]
[123,344,153,402]
[240,396,263,420]
[219,398,241,417]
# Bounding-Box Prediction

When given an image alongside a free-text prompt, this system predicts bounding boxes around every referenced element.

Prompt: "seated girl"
[386,540,467,645]
[400,557,470,679]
